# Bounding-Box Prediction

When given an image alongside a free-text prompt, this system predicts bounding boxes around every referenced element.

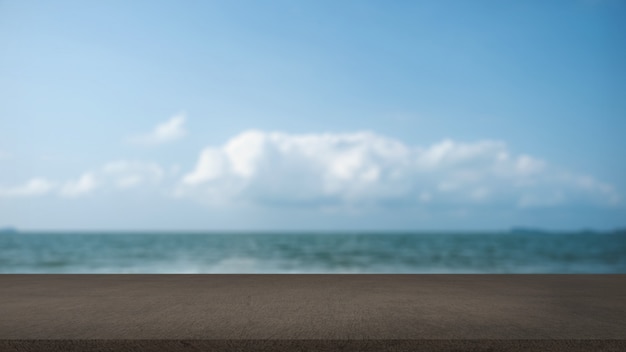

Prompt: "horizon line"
[3,227,625,234]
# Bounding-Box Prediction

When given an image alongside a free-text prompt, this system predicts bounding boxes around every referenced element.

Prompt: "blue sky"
[1,0,624,231]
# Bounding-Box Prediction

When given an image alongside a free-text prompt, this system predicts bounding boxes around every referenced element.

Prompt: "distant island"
[509,227,626,235]
[0,227,18,234]
[508,227,549,234]
[612,228,626,235]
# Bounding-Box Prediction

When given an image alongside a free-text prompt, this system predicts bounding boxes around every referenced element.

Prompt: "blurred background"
[1,0,625,273]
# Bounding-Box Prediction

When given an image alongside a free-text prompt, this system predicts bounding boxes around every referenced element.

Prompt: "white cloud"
[129,113,187,145]
[515,154,545,175]
[0,160,166,200]
[102,161,164,189]
[177,130,620,209]
[59,173,98,197]
[0,178,56,197]
[0,150,11,160]
[2,131,619,213]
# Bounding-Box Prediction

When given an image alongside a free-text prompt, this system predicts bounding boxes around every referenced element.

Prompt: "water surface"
[1,231,625,273]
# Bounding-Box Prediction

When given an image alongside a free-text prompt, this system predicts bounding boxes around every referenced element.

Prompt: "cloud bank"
[129,113,187,145]
[0,178,56,197]
[102,161,164,189]
[177,130,620,209]
[2,130,619,214]
[60,173,98,197]
[0,161,165,199]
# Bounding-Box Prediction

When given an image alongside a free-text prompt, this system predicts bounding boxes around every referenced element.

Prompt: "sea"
[1,231,625,273]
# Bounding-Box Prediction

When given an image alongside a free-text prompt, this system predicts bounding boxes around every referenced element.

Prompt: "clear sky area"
[1,0,625,231]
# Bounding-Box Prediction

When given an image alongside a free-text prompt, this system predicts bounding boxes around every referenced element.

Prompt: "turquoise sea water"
[1,231,625,273]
